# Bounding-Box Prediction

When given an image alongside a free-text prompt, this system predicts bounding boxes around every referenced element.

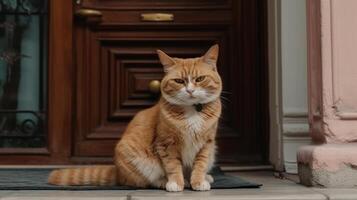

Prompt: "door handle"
[75,9,102,18]
[149,80,161,94]
[141,13,174,22]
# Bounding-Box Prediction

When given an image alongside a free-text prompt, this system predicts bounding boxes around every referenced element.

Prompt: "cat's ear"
[203,44,219,69]
[157,50,176,73]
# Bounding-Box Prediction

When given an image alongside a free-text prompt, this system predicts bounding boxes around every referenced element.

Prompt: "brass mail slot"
[141,13,174,22]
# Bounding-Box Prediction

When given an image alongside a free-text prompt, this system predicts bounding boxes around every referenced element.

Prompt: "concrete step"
[0,171,356,200]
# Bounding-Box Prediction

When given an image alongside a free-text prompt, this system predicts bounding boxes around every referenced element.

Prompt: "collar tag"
[194,104,203,112]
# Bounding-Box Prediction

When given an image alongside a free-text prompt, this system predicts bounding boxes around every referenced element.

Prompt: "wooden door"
[72,0,269,165]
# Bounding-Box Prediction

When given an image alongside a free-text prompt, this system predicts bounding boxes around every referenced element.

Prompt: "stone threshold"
[0,165,273,171]
[0,171,356,199]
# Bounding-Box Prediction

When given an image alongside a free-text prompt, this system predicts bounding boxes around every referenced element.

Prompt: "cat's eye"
[174,79,185,84]
[195,76,206,82]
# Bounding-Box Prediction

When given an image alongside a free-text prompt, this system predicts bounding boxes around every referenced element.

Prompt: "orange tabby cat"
[48,45,222,192]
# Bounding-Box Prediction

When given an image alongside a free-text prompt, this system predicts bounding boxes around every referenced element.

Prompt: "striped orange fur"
[48,166,116,186]
[48,45,222,192]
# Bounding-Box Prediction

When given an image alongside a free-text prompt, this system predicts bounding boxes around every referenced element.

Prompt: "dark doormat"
[0,167,261,190]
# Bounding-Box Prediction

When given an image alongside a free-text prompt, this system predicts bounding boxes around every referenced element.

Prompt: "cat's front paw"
[191,180,211,191]
[166,181,184,192]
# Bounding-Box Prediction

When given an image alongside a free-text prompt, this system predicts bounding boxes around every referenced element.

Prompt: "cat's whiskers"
[221,90,232,94]
[220,95,231,102]
[219,96,230,109]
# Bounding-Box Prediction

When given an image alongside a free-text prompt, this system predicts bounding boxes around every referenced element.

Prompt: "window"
[0,0,48,148]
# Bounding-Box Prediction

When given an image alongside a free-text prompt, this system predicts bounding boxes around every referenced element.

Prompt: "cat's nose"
[186,88,195,94]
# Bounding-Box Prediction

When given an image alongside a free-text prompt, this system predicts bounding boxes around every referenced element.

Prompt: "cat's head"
[157,45,222,106]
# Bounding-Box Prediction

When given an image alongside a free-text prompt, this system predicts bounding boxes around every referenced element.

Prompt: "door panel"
[73,0,269,165]
[81,0,231,10]
[75,30,229,156]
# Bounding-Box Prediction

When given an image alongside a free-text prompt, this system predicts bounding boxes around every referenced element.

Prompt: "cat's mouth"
[163,91,217,106]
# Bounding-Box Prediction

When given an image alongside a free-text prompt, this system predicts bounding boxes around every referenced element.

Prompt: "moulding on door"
[283,111,308,118]
[283,112,309,137]
[283,122,309,137]
[283,111,310,174]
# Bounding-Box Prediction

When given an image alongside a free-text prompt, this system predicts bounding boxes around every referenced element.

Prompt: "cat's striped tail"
[48,165,117,186]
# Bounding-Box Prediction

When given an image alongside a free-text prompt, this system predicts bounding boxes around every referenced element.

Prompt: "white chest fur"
[184,106,205,135]
[181,106,205,168]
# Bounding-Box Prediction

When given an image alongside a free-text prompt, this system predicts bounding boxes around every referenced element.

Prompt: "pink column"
[297,0,357,187]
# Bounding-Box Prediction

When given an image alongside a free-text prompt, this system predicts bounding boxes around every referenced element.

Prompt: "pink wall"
[309,0,357,143]
[298,1,357,185]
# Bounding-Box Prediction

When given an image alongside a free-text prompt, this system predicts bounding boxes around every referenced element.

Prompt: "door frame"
[267,0,284,171]
[0,0,273,166]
